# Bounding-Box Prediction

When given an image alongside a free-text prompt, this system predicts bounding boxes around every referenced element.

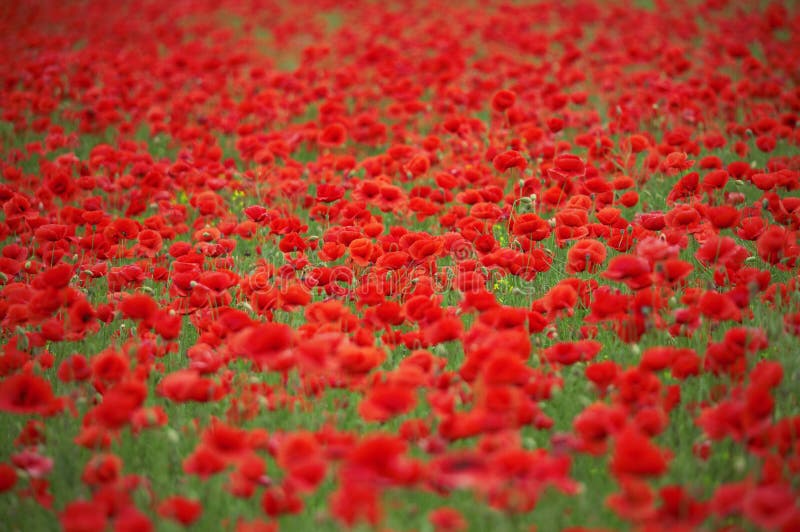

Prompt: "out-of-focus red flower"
[491,89,516,112]
[0,463,17,492]
[319,123,347,148]
[60,500,108,532]
[158,496,203,526]
[359,382,417,422]
[429,507,467,532]
[610,427,668,478]
[0,373,61,416]
[603,255,652,290]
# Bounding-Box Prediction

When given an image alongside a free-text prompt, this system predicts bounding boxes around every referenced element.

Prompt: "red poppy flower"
[606,476,656,521]
[666,172,699,203]
[202,419,250,459]
[610,427,668,478]
[60,500,108,532]
[118,293,158,324]
[349,238,376,266]
[743,483,799,530]
[0,373,61,415]
[81,453,122,486]
[510,213,550,240]
[157,370,224,403]
[603,255,652,290]
[543,340,601,366]
[493,150,527,173]
[153,309,182,340]
[0,463,17,492]
[698,291,741,322]
[429,507,467,532]
[574,403,627,455]
[756,225,794,265]
[158,496,203,526]
[705,205,740,229]
[359,382,417,422]
[469,202,503,221]
[409,237,443,262]
[4,4,800,529]
[316,184,345,203]
[654,259,692,287]
[552,154,586,179]
[407,154,431,177]
[567,239,607,273]
[423,316,463,345]
[585,361,620,394]
[277,432,327,492]
[230,323,293,369]
[90,380,147,429]
[664,204,701,229]
[694,235,748,270]
[342,433,421,486]
[330,480,380,526]
[12,449,53,478]
[183,446,227,478]
[662,151,694,173]
[491,90,516,112]
[636,211,666,231]
[751,172,777,191]
[318,123,347,148]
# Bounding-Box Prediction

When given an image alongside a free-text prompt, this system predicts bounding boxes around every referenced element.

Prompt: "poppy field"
[1,0,800,530]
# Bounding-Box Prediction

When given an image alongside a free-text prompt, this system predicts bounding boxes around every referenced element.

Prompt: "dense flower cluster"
[1,0,799,530]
